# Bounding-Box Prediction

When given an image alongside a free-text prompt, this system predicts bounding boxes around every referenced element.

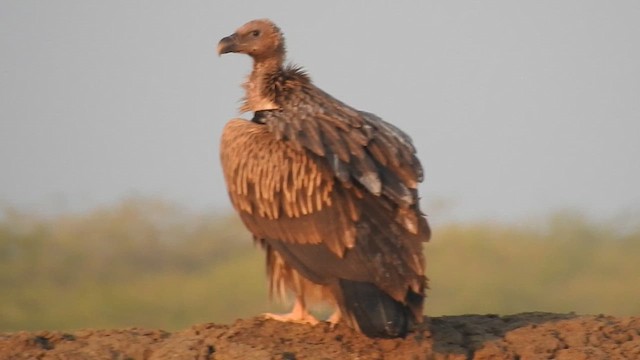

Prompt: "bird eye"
[250,30,260,37]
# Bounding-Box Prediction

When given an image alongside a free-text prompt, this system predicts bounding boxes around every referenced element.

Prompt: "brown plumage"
[217,19,430,338]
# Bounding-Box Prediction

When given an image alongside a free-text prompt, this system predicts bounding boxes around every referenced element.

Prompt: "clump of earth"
[1,312,639,359]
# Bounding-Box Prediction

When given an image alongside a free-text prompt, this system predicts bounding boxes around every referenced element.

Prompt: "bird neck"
[241,55,284,113]
[251,54,284,78]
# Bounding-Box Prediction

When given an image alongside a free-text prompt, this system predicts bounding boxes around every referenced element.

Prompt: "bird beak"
[217,34,238,56]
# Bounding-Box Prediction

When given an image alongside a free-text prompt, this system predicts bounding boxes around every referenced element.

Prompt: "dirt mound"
[1,312,638,359]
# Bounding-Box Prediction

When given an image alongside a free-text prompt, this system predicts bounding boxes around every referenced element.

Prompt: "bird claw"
[327,309,341,329]
[263,312,319,325]
[263,297,319,325]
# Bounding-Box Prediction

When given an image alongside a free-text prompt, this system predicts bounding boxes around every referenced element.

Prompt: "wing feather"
[221,119,358,256]
[259,75,425,220]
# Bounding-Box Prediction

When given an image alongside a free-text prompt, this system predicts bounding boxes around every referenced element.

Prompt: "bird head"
[217,19,285,60]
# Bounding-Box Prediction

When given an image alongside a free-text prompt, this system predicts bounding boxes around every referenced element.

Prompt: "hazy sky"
[1,1,639,223]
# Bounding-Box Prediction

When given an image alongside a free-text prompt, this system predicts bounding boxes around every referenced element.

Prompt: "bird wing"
[256,75,429,236]
[220,118,426,303]
[220,119,360,257]
[258,81,424,207]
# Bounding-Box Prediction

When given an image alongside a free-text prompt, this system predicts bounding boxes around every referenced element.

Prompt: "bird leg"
[263,297,319,325]
[327,308,342,328]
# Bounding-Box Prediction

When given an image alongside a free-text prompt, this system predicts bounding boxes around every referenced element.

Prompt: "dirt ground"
[1,312,639,359]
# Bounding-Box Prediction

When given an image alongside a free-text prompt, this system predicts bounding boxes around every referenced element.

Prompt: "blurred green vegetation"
[1,198,638,332]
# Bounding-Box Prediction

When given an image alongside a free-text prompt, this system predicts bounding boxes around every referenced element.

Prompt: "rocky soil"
[1,312,639,359]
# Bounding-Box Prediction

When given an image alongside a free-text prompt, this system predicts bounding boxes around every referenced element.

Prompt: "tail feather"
[338,279,414,338]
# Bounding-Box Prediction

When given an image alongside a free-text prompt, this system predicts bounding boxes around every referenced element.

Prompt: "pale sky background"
[1,1,639,223]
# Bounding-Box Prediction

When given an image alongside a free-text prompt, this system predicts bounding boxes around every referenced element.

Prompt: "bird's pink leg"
[327,308,341,328]
[263,297,319,325]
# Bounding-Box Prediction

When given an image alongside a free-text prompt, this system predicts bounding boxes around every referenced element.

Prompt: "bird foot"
[327,309,341,329]
[263,311,319,325]
[263,298,319,325]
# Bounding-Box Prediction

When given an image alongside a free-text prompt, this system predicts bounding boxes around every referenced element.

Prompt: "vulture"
[217,19,430,338]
